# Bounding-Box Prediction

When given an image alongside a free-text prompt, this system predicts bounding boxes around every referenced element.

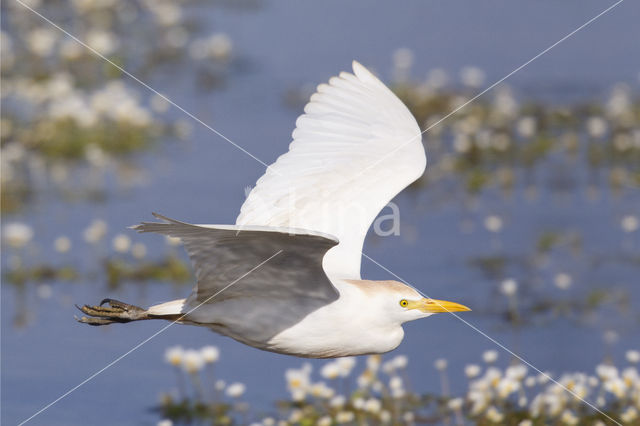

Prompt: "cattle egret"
[77,61,470,358]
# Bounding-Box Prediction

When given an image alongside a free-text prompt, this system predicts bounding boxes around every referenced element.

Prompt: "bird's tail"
[147,298,187,317]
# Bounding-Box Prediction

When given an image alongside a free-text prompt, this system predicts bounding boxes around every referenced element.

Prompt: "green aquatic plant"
[104,255,192,289]
[156,346,640,425]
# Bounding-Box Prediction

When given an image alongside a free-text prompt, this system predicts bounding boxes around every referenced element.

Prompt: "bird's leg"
[75,298,149,326]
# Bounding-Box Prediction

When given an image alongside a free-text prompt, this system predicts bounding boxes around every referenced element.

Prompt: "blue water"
[2,1,640,425]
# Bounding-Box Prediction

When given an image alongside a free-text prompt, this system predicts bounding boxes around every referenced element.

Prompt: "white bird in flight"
[78,61,470,358]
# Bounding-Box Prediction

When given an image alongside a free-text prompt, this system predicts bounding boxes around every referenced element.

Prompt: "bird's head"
[348,280,471,324]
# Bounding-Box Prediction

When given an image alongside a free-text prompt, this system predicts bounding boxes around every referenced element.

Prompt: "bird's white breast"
[263,288,406,358]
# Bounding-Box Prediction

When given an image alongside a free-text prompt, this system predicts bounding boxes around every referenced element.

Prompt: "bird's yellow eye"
[399,299,408,308]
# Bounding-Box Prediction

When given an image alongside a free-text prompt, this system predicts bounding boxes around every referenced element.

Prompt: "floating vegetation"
[1,0,244,212]
[2,219,193,288]
[468,226,636,329]
[156,346,640,425]
[3,264,78,287]
[389,58,640,195]
[158,345,246,425]
[104,255,191,289]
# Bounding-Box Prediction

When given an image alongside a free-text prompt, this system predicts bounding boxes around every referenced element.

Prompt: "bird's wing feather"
[237,61,426,280]
[133,214,340,304]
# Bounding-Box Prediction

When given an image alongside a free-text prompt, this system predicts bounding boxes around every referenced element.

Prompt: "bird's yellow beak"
[410,298,471,313]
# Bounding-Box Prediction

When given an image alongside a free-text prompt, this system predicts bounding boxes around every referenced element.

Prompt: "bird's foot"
[75,298,148,326]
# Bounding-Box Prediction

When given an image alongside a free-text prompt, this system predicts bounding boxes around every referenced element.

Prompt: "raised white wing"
[237,61,426,280]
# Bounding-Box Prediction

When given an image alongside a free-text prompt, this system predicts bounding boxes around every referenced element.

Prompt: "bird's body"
[169,280,412,358]
[78,61,470,357]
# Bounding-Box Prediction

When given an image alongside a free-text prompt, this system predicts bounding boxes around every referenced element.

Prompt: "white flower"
[434,358,448,371]
[226,382,245,398]
[215,380,225,391]
[336,357,356,377]
[335,411,355,423]
[484,216,503,233]
[518,420,532,426]
[497,377,521,399]
[447,397,463,410]
[389,376,403,390]
[402,412,415,423]
[626,350,640,363]
[310,382,334,399]
[61,39,83,60]
[483,350,499,363]
[86,30,119,56]
[516,116,536,138]
[465,364,481,378]
[392,355,408,369]
[153,3,182,26]
[392,47,414,71]
[112,234,131,253]
[621,406,638,423]
[37,284,53,299]
[554,273,572,290]
[453,133,471,153]
[320,362,340,379]
[352,397,365,409]
[621,215,639,233]
[379,410,391,423]
[131,243,147,259]
[500,279,517,296]
[537,372,552,384]
[286,365,311,400]
[165,235,182,246]
[329,395,345,408]
[288,409,303,423]
[165,346,184,366]
[524,376,536,387]
[485,406,503,422]
[460,66,485,88]
[261,417,275,426]
[189,33,232,61]
[200,345,219,363]
[181,349,204,373]
[560,409,579,425]
[3,222,34,248]
[316,416,331,426]
[586,116,608,138]
[366,355,381,372]
[27,28,58,56]
[426,68,449,89]
[517,396,527,407]
[364,398,381,414]
[603,377,627,398]
[85,144,108,168]
[157,420,173,426]
[596,364,619,381]
[494,87,518,117]
[505,364,528,381]
[83,219,107,244]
